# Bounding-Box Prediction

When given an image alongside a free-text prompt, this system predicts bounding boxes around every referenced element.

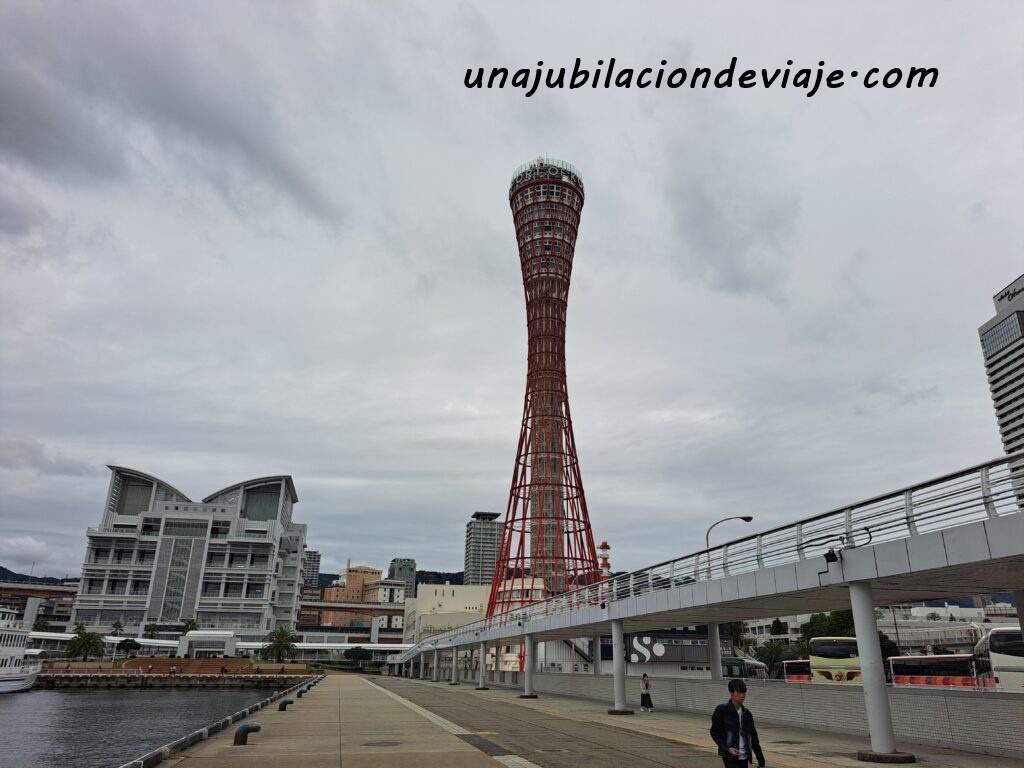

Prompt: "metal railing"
[393,453,1023,663]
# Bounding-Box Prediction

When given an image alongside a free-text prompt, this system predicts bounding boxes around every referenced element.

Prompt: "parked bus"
[975,626,1024,692]
[781,659,811,683]
[808,637,860,684]
[888,654,978,688]
[721,656,768,680]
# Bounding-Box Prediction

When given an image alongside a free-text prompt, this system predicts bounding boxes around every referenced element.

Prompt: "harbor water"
[0,687,271,768]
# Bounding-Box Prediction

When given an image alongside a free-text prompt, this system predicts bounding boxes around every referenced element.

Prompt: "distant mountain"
[0,565,63,585]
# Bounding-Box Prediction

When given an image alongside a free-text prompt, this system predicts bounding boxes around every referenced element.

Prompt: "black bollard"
[233,722,262,746]
[278,698,294,711]
[297,689,305,698]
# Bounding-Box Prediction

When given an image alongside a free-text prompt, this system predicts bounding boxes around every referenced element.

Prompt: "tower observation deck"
[487,158,601,617]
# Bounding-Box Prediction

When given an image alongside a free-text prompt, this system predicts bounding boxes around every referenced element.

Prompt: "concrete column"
[419,652,426,679]
[592,635,601,675]
[850,581,899,755]
[608,619,632,714]
[476,641,489,689]
[450,648,459,684]
[492,643,500,683]
[707,622,723,680]
[1012,590,1024,621]
[431,648,439,681]
[520,634,537,698]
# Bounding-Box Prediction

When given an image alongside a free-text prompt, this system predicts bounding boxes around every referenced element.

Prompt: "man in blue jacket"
[710,679,767,767]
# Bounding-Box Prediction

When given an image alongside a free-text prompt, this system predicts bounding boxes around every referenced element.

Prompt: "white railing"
[393,452,1024,663]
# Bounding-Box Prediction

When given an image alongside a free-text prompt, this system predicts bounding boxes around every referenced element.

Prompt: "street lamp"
[704,515,754,579]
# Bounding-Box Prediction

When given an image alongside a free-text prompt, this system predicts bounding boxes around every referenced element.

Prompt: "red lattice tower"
[487,158,601,618]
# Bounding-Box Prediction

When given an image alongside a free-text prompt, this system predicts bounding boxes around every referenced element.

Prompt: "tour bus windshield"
[990,630,1024,657]
[809,638,858,659]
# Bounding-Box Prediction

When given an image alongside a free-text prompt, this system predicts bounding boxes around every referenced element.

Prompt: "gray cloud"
[0,438,100,477]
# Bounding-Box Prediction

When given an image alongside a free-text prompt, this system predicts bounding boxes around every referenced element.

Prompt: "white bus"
[888,654,978,688]
[974,626,1024,692]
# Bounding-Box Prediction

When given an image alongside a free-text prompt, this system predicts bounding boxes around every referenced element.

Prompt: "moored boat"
[0,607,41,693]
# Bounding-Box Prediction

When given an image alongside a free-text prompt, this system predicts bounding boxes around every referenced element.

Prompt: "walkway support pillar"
[476,641,489,689]
[850,581,913,762]
[1013,590,1024,622]
[419,652,426,679]
[432,648,439,681]
[450,647,459,685]
[608,619,633,714]
[592,635,601,675]
[708,622,723,681]
[520,634,537,698]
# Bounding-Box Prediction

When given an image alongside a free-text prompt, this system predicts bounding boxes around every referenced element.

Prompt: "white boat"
[0,608,41,693]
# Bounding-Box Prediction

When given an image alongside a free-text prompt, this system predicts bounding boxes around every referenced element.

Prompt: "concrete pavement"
[164,673,1023,767]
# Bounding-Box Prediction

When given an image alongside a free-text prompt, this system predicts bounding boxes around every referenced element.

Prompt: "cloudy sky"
[1,2,1021,581]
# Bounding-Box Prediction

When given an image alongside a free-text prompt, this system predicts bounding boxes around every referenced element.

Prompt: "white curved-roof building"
[72,466,307,653]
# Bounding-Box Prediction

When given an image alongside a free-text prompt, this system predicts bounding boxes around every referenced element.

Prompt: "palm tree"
[143,623,159,639]
[32,616,51,632]
[180,617,200,634]
[67,630,105,662]
[261,627,298,663]
[110,620,124,637]
[754,639,796,677]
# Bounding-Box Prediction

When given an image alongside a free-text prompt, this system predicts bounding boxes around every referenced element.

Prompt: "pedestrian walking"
[640,673,654,712]
[710,679,766,768]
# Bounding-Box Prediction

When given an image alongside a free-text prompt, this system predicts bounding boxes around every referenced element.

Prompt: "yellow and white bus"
[974,626,1024,692]
[808,637,860,685]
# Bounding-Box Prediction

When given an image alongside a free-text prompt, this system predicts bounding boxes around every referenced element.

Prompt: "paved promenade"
[165,673,1023,768]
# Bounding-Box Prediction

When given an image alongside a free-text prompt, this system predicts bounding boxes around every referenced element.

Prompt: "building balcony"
[86,527,139,538]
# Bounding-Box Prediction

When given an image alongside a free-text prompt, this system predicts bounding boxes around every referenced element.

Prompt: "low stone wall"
[468,670,1024,759]
[36,673,307,690]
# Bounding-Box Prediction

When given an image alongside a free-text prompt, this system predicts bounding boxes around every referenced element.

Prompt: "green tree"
[180,617,200,633]
[720,622,747,651]
[799,613,832,643]
[116,638,141,657]
[926,612,942,621]
[110,620,124,637]
[754,639,796,677]
[261,627,298,663]
[66,627,105,662]
[770,618,788,636]
[32,616,50,632]
[344,646,373,664]
[932,645,953,655]
[143,623,159,639]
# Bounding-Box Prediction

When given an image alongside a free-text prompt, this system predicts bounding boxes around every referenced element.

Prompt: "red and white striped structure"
[487,158,601,617]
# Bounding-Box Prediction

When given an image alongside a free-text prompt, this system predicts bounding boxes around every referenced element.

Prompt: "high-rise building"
[464,511,501,585]
[71,466,306,646]
[488,158,600,616]
[302,549,321,586]
[387,558,416,599]
[979,274,1024,456]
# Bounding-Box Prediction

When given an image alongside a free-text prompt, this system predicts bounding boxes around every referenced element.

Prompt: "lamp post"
[703,515,753,680]
[704,515,753,580]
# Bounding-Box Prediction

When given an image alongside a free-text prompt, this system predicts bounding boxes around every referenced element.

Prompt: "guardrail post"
[722,544,730,576]
[844,507,854,544]
[795,522,805,559]
[979,467,997,518]
[904,490,918,535]
[755,535,764,568]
